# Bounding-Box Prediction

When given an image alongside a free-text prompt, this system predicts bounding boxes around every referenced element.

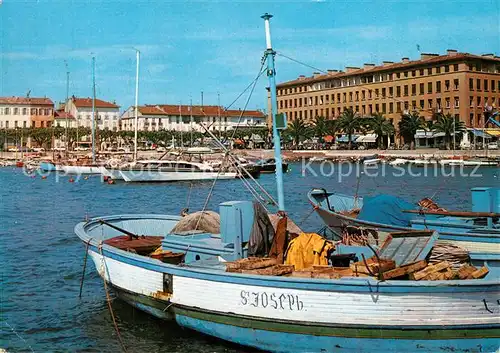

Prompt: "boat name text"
[240,290,303,311]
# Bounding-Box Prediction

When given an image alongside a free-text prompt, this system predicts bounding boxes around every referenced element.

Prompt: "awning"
[485,129,500,137]
[356,134,377,143]
[251,134,264,143]
[415,130,433,139]
[324,135,334,143]
[471,129,492,139]
[337,135,358,143]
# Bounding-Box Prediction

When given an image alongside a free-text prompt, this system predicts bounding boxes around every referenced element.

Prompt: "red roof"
[277,52,500,88]
[0,96,54,106]
[72,97,119,108]
[138,104,265,118]
[138,105,170,115]
[54,109,75,119]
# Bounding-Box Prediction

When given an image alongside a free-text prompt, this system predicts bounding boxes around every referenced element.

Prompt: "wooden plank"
[411,261,451,280]
[241,265,294,276]
[380,260,428,280]
[402,209,500,218]
[457,265,477,280]
[470,266,489,279]
[225,257,278,271]
[423,268,456,281]
[350,258,396,275]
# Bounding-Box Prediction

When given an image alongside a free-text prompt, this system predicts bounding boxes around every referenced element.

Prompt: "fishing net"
[169,211,220,235]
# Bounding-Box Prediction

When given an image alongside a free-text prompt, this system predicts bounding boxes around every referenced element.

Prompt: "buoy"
[41,176,47,180]
[107,179,115,184]
[69,178,75,183]
[103,176,110,182]
[84,176,88,180]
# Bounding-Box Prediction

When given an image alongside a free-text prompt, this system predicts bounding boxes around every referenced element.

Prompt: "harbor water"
[1,162,499,352]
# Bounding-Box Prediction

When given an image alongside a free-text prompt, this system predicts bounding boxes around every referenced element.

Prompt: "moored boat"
[256,158,289,173]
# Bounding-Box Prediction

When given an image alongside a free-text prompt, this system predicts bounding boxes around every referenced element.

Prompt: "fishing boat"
[308,187,500,262]
[117,160,237,182]
[74,15,499,353]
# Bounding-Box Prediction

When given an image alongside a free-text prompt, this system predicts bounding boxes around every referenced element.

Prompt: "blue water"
[1,162,498,352]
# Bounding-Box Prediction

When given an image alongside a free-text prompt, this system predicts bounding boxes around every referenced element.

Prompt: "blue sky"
[1,0,499,112]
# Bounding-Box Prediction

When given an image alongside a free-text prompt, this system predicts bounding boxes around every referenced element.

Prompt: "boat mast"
[134,49,140,162]
[91,57,96,163]
[262,13,285,212]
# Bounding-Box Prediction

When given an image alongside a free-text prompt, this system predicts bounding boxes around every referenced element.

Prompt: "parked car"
[32,147,45,152]
[74,147,89,151]
[487,142,499,150]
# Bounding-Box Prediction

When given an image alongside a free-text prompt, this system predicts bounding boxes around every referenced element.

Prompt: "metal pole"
[190,97,193,146]
[217,92,221,138]
[262,13,285,212]
[134,50,140,162]
[91,57,96,163]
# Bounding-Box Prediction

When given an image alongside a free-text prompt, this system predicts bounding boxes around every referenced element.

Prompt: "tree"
[368,112,395,149]
[433,113,466,150]
[312,116,329,142]
[28,128,53,148]
[398,111,426,149]
[285,117,311,148]
[337,108,364,150]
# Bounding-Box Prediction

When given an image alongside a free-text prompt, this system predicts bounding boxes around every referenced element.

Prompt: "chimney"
[345,66,360,73]
[313,72,322,78]
[298,75,306,80]
[327,69,338,75]
[382,61,394,66]
[482,53,495,58]
[447,49,458,56]
[402,57,410,64]
[420,53,438,60]
[363,63,375,70]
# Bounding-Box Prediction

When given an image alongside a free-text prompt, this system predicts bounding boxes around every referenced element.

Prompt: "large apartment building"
[275,50,500,129]
[66,96,120,131]
[0,96,54,129]
[120,104,266,132]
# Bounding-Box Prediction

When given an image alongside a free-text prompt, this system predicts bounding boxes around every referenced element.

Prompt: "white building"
[0,96,54,129]
[66,96,120,131]
[120,104,266,132]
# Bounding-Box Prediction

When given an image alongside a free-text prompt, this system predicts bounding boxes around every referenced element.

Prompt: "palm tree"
[337,108,363,150]
[433,113,466,149]
[368,112,395,149]
[312,116,329,142]
[398,111,426,149]
[286,117,311,148]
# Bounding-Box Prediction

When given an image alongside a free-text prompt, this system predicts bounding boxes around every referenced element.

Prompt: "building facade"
[0,97,54,129]
[120,104,266,132]
[275,50,500,130]
[66,96,120,131]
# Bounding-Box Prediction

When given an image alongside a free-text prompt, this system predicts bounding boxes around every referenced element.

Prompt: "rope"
[297,205,318,226]
[98,244,128,353]
[78,238,92,298]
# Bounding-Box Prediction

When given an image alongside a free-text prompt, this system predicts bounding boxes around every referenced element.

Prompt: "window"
[13,108,19,115]
[404,71,408,78]
[427,68,432,75]
[437,98,441,109]
[436,81,441,93]
[362,90,366,100]
[428,99,433,109]
[349,92,353,102]
[469,96,473,107]
[22,108,27,115]
[389,102,394,113]
[279,101,283,109]
[343,93,346,103]
[375,89,379,98]
[284,100,288,108]
[420,100,424,109]
[404,101,409,110]
[368,90,372,99]
[492,80,496,92]
[444,65,450,73]
[454,79,459,90]
[389,87,393,97]
[382,88,386,98]
[428,82,432,93]
[436,66,441,74]
[419,69,424,76]
[382,103,386,113]
[396,102,401,112]
[419,83,424,95]
[23,121,27,128]
[411,84,416,96]
[337,93,341,103]
[411,100,416,109]
[468,64,473,71]
[403,85,408,97]
[484,79,488,91]
[454,97,459,108]
[315,96,318,105]
[5,108,9,114]
[453,64,459,71]
[14,120,18,128]
[477,79,481,90]
[412,70,416,77]
[469,113,474,126]
[444,80,450,91]
[5,121,8,128]
[445,98,450,108]
[469,78,474,90]
[396,72,401,79]
[355,92,359,101]
[477,96,481,106]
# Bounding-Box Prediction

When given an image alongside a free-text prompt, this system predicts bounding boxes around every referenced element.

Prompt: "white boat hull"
[118,170,237,182]
[99,167,124,180]
[61,165,102,174]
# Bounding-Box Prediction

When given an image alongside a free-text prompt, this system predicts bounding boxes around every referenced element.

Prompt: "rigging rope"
[98,244,128,353]
[78,239,92,298]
